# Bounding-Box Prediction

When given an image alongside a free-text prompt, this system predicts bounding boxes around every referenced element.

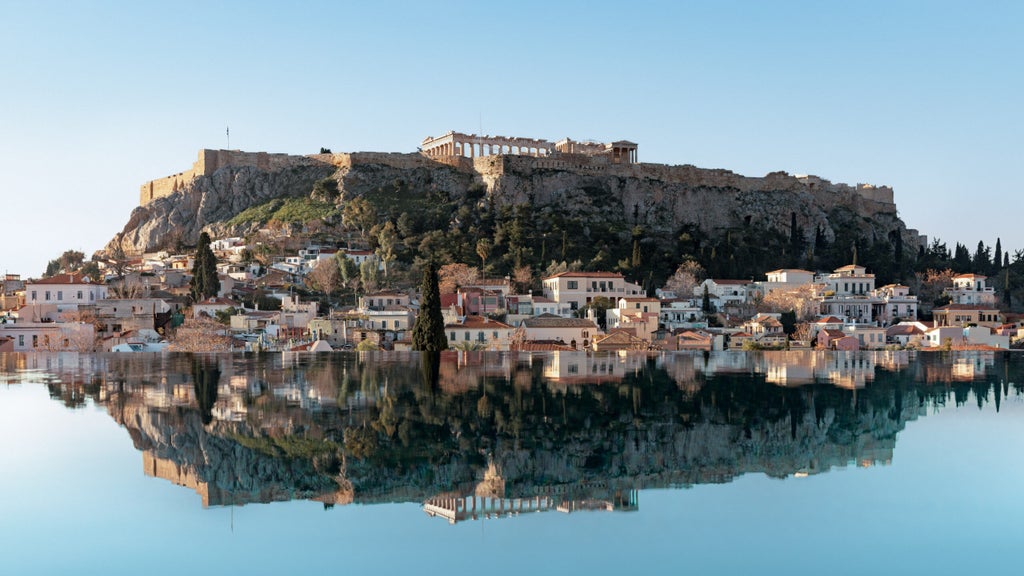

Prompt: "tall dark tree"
[412,260,448,351]
[701,284,713,314]
[191,357,220,426]
[953,243,972,272]
[972,240,991,274]
[893,230,904,282]
[993,238,1002,274]
[190,232,220,302]
[789,212,803,267]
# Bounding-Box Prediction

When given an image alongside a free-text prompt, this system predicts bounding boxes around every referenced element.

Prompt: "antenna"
[226,126,230,150]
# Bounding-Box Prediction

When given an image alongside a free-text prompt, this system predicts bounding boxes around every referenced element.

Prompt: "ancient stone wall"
[140,149,322,205]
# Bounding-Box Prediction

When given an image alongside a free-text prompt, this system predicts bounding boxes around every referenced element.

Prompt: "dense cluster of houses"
[2,239,1021,353]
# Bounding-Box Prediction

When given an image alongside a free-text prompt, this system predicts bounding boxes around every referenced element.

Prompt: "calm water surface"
[1,350,1022,576]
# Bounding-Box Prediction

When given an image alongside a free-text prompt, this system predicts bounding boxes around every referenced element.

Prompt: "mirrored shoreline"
[2,350,1021,523]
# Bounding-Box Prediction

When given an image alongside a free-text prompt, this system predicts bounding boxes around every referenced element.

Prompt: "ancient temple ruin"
[420,131,638,164]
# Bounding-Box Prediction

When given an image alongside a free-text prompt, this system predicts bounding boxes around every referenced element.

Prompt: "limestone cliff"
[107,149,921,260]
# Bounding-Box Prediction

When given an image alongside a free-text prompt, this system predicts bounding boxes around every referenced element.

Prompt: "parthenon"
[420,131,638,164]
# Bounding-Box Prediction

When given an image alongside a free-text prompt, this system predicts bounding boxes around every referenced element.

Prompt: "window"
[77,291,83,299]
[31,291,36,301]
[477,332,484,342]
[32,335,38,348]
[18,335,24,347]
[492,331,498,339]
[450,331,456,341]
[57,291,63,300]
[567,281,578,289]
[381,320,388,329]
[464,332,469,341]
[45,291,51,301]
[570,302,579,310]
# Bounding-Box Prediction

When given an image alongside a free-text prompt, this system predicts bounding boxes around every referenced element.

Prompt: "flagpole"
[226,126,230,150]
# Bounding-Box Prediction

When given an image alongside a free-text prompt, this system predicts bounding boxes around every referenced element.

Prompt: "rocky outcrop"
[106,149,919,256]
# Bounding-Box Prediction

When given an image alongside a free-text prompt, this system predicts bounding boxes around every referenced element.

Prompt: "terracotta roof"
[834,264,864,271]
[709,279,750,285]
[446,315,511,329]
[953,273,987,280]
[196,297,238,306]
[887,324,923,336]
[522,315,598,329]
[678,330,712,342]
[822,329,847,338]
[814,316,845,324]
[766,268,813,274]
[544,271,625,280]
[26,272,95,285]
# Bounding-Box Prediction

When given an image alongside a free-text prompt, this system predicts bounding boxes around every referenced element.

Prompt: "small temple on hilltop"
[420,131,638,164]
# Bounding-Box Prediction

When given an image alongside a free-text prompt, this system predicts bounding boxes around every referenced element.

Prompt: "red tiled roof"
[26,272,95,285]
[544,271,625,280]
[446,315,511,329]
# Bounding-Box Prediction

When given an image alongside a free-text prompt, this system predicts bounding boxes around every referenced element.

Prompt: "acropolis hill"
[115,130,916,256]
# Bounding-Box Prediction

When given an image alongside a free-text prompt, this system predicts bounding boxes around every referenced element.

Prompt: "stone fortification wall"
[476,154,896,210]
[140,149,321,205]
[318,151,458,171]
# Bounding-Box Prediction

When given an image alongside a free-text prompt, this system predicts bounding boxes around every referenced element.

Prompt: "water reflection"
[1,350,1021,521]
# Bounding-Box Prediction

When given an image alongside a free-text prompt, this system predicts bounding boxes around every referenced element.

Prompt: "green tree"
[376,221,398,278]
[412,260,448,351]
[702,284,714,313]
[189,232,220,302]
[476,238,492,274]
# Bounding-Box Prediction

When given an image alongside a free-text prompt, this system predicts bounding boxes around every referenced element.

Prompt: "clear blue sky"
[1,0,1021,278]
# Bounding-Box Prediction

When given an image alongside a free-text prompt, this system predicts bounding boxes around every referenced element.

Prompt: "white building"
[946,274,997,306]
[693,279,752,307]
[542,272,643,315]
[446,316,514,350]
[24,273,108,319]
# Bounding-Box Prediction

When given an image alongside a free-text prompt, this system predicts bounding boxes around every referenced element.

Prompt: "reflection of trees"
[191,355,220,426]
[21,351,1024,507]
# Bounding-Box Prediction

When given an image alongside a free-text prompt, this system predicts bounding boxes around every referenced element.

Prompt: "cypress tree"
[412,260,448,351]
[190,232,220,302]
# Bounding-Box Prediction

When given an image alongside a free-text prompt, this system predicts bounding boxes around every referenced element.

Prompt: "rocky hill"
[106,149,923,283]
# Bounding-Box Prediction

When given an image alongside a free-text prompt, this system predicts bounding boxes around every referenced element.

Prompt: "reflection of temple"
[424,486,639,525]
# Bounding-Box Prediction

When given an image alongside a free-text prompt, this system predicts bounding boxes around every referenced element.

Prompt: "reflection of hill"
[8,350,1022,512]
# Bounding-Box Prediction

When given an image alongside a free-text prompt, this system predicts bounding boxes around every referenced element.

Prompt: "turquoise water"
[1,351,1021,575]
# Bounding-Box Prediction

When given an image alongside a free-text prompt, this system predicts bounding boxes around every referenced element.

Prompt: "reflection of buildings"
[11,350,1018,516]
[540,351,647,387]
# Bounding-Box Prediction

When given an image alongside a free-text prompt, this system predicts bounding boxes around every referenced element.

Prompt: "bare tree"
[663,260,705,297]
[438,263,479,294]
[168,316,235,352]
[758,283,820,321]
[306,259,341,298]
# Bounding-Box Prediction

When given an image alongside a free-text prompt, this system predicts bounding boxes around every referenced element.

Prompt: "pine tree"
[412,260,448,351]
[190,232,220,302]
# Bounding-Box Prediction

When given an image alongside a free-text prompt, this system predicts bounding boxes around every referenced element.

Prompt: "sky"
[1,0,1021,278]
